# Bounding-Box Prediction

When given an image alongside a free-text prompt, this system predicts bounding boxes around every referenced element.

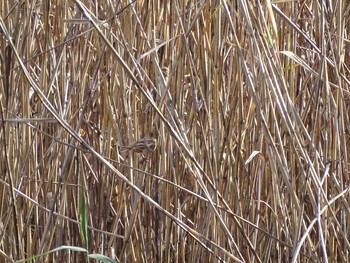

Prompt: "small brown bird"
[120,137,157,156]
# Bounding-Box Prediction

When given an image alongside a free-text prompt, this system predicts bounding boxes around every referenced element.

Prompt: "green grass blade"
[88,254,120,263]
[15,246,88,263]
[80,187,88,250]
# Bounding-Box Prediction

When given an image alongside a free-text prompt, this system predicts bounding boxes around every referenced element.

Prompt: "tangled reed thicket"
[0,0,349,262]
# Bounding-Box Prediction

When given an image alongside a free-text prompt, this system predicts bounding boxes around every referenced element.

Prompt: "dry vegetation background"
[0,0,350,262]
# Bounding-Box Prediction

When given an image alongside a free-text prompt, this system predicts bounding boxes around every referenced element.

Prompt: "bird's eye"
[150,143,156,150]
